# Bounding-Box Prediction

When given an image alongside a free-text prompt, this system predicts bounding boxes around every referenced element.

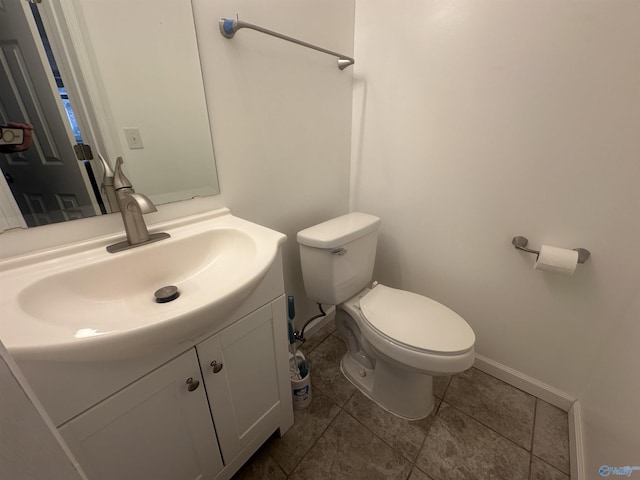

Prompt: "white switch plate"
[124,128,144,149]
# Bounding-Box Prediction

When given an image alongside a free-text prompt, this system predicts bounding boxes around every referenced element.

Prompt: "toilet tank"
[297,213,381,305]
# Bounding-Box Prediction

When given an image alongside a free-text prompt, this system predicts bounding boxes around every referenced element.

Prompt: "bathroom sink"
[0,208,285,362]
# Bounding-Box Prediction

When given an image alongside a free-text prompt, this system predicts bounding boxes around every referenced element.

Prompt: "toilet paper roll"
[534,245,579,275]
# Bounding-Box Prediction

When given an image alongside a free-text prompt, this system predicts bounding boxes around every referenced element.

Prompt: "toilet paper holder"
[512,236,590,264]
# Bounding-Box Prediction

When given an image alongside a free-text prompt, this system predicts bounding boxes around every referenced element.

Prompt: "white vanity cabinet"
[59,296,293,480]
[1,210,294,479]
[197,299,290,464]
[59,348,223,480]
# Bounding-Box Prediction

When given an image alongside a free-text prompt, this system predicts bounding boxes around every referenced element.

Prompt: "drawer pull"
[186,377,200,392]
[210,361,224,374]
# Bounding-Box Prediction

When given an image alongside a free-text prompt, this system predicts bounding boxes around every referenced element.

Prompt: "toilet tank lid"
[297,213,381,249]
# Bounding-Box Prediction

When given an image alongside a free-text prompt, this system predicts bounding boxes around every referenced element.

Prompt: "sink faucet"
[106,157,169,253]
[97,153,119,213]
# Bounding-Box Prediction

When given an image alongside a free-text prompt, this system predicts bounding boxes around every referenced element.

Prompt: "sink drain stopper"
[154,285,180,303]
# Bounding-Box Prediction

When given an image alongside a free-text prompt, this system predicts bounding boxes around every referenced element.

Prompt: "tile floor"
[232,323,570,480]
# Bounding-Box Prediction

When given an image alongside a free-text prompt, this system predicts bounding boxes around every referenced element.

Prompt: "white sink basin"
[0,208,285,361]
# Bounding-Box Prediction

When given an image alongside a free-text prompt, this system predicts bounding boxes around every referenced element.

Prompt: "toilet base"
[340,353,435,420]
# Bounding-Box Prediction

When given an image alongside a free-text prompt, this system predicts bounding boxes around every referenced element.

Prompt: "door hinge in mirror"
[74,144,94,161]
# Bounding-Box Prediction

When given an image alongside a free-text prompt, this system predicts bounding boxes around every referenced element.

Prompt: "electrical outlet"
[124,128,144,149]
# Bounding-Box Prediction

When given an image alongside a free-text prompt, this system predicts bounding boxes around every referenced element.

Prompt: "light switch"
[124,128,144,149]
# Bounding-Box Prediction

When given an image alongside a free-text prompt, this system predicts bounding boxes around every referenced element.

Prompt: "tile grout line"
[446,373,567,478]
[260,430,288,480]
[528,398,539,480]
[344,393,447,475]
[444,401,534,456]
[283,384,357,478]
[270,333,340,480]
[448,367,572,478]
[302,332,332,354]
[407,375,453,480]
[532,453,571,478]
[444,369,538,452]
[279,393,346,480]
[470,365,545,402]
[409,398,444,480]
[340,406,422,472]
[440,375,452,398]
[529,400,570,476]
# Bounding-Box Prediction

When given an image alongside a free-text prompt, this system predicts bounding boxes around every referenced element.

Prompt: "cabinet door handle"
[210,361,224,374]
[185,377,200,392]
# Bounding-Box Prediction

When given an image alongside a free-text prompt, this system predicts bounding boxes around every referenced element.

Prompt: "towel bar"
[219,16,354,70]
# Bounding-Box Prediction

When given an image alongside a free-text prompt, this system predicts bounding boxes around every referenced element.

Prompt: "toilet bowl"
[297,213,476,419]
[335,284,475,419]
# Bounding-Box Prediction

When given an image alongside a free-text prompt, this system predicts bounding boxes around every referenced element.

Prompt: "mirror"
[0,0,219,232]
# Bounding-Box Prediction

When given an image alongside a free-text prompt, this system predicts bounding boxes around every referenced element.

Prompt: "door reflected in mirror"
[0,0,219,233]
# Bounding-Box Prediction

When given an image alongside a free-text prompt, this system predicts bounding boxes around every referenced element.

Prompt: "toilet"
[297,213,475,419]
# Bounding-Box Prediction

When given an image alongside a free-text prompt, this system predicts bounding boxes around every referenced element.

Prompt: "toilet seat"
[359,285,475,356]
[339,284,475,374]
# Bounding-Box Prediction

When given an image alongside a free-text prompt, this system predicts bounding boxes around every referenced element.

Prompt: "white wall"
[192,0,354,324]
[352,0,640,398]
[579,289,640,476]
[352,0,640,471]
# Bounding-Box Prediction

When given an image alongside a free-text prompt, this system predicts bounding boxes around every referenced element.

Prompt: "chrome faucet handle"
[96,153,120,212]
[113,156,133,190]
[97,153,114,179]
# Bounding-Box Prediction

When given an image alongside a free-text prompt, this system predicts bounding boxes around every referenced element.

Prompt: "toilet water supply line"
[287,296,327,344]
[297,302,327,343]
[288,296,309,380]
[287,296,299,378]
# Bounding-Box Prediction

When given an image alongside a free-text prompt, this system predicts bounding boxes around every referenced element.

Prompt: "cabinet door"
[59,349,223,480]
[197,302,288,464]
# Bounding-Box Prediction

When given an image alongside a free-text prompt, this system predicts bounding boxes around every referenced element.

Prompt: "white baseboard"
[473,354,575,412]
[569,400,585,480]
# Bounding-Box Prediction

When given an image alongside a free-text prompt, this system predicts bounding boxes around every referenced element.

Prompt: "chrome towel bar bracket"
[219,16,355,70]
[512,236,591,264]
